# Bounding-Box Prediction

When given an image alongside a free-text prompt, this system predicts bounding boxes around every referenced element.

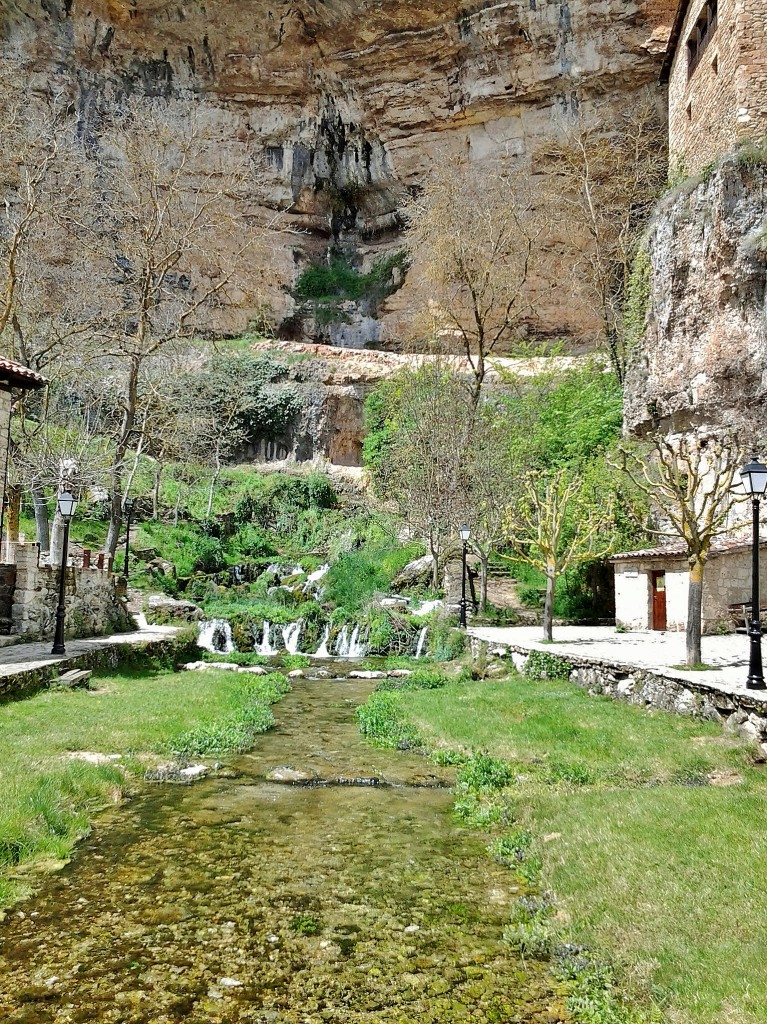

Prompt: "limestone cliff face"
[1,0,674,345]
[624,159,767,437]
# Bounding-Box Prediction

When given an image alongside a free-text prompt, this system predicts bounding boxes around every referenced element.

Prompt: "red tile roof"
[612,536,766,562]
[0,358,48,390]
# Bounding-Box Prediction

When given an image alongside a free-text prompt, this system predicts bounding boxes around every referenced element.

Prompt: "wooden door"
[651,571,667,631]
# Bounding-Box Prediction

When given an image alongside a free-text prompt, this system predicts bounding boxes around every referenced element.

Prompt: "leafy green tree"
[501,469,616,640]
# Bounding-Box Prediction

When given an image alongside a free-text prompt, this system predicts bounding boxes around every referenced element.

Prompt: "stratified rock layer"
[1,0,674,344]
[625,159,767,436]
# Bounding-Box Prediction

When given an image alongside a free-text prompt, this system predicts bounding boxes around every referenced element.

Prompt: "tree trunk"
[6,485,21,542]
[153,463,163,520]
[50,511,65,566]
[686,554,705,667]
[478,550,489,612]
[542,565,556,641]
[105,354,140,557]
[206,450,221,520]
[429,533,440,590]
[104,483,123,558]
[31,481,50,554]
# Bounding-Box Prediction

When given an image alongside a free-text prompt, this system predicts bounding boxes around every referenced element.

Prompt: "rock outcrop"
[1,0,675,347]
[625,157,767,436]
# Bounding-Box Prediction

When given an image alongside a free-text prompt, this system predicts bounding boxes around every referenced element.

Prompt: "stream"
[0,675,561,1023]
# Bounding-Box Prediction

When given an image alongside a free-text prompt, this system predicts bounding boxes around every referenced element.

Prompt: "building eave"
[0,358,48,391]
[660,0,692,84]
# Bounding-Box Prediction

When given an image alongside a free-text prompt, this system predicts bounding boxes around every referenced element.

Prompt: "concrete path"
[468,625,767,704]
[0,622,182,679]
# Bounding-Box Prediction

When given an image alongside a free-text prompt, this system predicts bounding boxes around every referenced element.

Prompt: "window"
[687,0,718,78]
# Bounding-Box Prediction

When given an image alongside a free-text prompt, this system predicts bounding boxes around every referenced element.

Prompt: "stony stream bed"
[0,676,564,1023]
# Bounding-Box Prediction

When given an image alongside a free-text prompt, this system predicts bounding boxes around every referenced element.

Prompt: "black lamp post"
[739,456,767,689]
[459,523,471,628]
[122,497,135,580]
[51,489,78,656]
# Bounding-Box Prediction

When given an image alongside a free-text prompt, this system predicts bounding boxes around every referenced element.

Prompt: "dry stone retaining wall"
[474,638,767,753]
[10,544,134,640]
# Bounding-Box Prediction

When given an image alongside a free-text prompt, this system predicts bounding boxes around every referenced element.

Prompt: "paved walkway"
[0,622,182,679]
[468,625,767,704]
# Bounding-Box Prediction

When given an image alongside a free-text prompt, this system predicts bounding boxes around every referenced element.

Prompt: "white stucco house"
[612,538,767,633]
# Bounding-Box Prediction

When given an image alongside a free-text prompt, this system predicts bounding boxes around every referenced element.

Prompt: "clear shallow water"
[0,677,562,1023]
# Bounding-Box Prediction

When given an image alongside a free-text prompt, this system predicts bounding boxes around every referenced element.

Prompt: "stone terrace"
[468,625,767,747]
[0,622,184,699]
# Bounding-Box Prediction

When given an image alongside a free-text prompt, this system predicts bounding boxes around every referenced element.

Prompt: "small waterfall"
[348,624,365,658]
[257,620,278,656]
[335,625,350,657]
[314,625,331,657]
[305,563,330,588]
[415,627,428,659]
[198,619,235,654]
[282,621,302,655]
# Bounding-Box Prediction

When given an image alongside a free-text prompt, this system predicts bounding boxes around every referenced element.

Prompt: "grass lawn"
[392,673,765,1024]
[0,665,288,908]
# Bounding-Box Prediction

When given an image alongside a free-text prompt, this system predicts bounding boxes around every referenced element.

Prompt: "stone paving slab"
[468,625,767,705]
[0,624,183,679]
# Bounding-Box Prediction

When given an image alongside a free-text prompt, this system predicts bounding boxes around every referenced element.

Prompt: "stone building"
[661,0,767,174]
[612,538,767,632]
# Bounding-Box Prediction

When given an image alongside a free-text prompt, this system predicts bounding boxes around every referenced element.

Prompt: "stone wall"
[10,544,134,640]
[474,637,767,752]
[0,634,198,704]
[668,0,767,175]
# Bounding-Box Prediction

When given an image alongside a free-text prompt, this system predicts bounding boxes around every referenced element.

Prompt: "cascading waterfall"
[282,621,302,655]
[414,627,428,659]
[257,620,278,656]
[314,625,331,657]
[198,619,235,654]
[334,623,367,657]
[348,624,365,658]
[335,625,350,657]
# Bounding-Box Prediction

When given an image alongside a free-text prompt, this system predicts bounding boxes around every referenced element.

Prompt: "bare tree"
[372,362,473,588]
[541,103,667,383]
[501,469,615,641]
[614,434,745,666]
[401,160,540,410]
[58,98,267,556]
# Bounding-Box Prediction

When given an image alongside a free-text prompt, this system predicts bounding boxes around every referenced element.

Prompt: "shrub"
[170,672,289,755]
[457,752,516,792]
[375,668,450,692]
[427,615,466,661]
[524,649,573,680]
[323,542,423,612]
[503,896,555,959]
[489,829,543,884]
[355,691,422,749]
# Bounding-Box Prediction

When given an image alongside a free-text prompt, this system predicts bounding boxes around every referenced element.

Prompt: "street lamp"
[51,489,78,656]
[122,497,135,580]
[459,523,471,628]
[739,456,767,689]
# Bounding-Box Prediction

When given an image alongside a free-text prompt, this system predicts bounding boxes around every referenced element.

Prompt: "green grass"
[357,672,765,1023]
[0,665,289,907]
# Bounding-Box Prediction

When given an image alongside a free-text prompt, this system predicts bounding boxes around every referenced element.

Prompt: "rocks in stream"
[182,662,268,675]
[145,762,211,784]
